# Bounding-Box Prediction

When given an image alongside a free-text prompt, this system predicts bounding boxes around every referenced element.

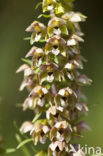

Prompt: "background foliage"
[0,0,103,155]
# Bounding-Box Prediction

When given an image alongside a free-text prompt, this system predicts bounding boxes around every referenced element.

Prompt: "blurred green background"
[0,0,103,155]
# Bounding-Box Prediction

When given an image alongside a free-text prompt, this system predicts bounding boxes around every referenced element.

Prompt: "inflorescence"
[17,0,92,155]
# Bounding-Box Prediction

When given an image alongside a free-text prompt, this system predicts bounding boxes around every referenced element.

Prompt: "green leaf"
[39,39,46,43]
[38,14,51,19]
[6,148,16,154]
[35,2,42,9]
[15,134,31,156]
[16,138,32,149]
[24,37,31,40]
[32,113,42,123]
[21,58,32,66]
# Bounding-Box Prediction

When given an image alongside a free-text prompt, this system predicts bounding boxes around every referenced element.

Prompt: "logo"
[69,144,103,155]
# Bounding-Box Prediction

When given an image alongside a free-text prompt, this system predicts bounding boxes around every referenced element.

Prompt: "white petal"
[25,47,36,58]
[47,5,53,11]
[20,122,33,134]
[42,88,48,94]
[20,80,28,91]
[36,58,42,67]
[47,75,54,83]
[37,99,44,107]
[64,63,73,70]
[54,28,61,35]
[46,111,50,119]
[60,99,65,107]
[66,87,73,94]
[23,97,33,111]
[67,39,77,46]
[67,72,74,81]
[76,103,82,111]
[57,106,64,112]
[36,48,43,54]
[43,126,49,134]
[50,142,57,151]
[52,48,60,56]
[35,34,41,42]
[72,34,84,42]
[24,68,33,76]
[16,64,29,73]
[56,132,64,141]
[70,14,81,22]
[58,89,65,96]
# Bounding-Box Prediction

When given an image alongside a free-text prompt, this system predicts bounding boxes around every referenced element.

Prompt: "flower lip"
[48,72,53,76]
[45,36,66,56]
[48,17,68,37]
[61,96,67,101]
[43,0,57,12]
[54,26,59,30]
[47,5,54,11]
[53,45,58,49]
[49,141,69,153]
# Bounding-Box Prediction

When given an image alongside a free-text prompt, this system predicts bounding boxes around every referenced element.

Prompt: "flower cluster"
[17,0,92,155]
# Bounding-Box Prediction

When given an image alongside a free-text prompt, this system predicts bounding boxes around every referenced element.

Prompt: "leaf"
[16,138,32,149]
[38,39,46,43]
[24,37,31,40]
[21,58,32,66]
[35,2,42,9]
[6,148,16,154]
[32,113,42,123]
[15,134,32,156]
[38,14,51,19]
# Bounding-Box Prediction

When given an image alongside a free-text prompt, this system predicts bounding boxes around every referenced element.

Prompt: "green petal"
[60,25,69,35]
[55,3,64,15]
